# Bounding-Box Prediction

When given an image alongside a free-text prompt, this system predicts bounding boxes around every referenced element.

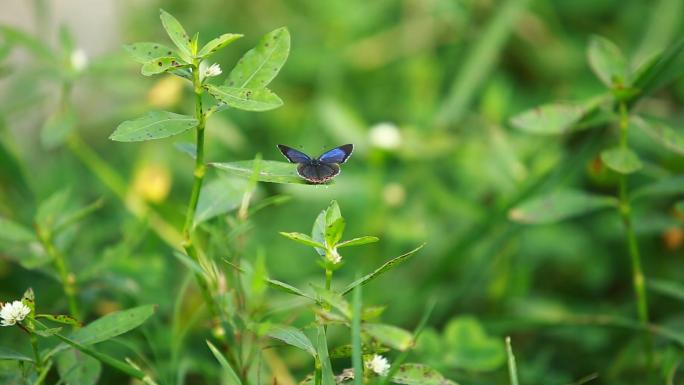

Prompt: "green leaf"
[266,278,314,300]
[110,111,197,142]
[312,201,342,256]
[57,348,102,385]
[600,146,643,174]
[506,337,519,385]
[443,316,505,371]
[632,175,684,201]
[21,287,35,314]
[647,278,684,303]
[342,244,424,295]
[193,177,248,227]
[210,160,309,185]
[329,344,388,359]
[631,37,684,102]
[141,57,187,76]
[311,285,351,318]
[174,142,197,159]
[123,42,176,64]
[279,232,325,249]
[510,102,586,135]
[207,340,243,385]
[36,314,81,326]
[225,27,290,89]
[264,325,316,357]
[36,189,70,230]
[587,35,628,86]
[0,347,33,362]
[0,217,35,243]
[391,364,459,385]
[205,84,283,111]
[508,190,617,224]
[337,236,379,248]
[159,9,192,62]
[70,305,155,345]
[198,33,243,58]
[316,326,336,385]
[633,116,684,155]
[324,217,345,247]
[362,323,414,351]
[34,327,63,337]
[41,106,76,149]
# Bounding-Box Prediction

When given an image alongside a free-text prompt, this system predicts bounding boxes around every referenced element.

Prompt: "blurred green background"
[1,0,684,384]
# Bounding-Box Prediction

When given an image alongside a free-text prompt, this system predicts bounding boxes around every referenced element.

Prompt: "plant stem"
[617,101,652,363]
[37,229,80,320]
[325,268,333,291]
[30,331,42,373]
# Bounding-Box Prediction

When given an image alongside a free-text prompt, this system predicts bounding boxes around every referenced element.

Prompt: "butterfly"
[277,144,354,184]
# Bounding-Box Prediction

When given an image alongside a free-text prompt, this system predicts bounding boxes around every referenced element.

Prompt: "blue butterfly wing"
[317,144,354,164]
[277,144,311,163]
[298,163,340,184]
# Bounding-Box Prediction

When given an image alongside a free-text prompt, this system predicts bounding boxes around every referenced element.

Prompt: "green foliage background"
[1,0,684,384]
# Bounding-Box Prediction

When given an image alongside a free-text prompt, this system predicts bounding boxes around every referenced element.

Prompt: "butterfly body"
[277,144,353,184]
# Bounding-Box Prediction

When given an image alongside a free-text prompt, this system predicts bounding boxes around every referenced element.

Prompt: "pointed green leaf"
[632,175,684,201]
[363,323,414,351]
[0,217,35,243]
[36,314,81,327]
[443,316,505,371]
[210,160,312,184]
[587,35,628,86]
[631,37,684,102]
[633,116,684,155]
[324,217,345,247]
[205,84,283,111]
[193,177,248,227]
[312,201,342,255]
[225,27,290,89]
[57,348,102,385]
[311,285,351,318]
[600,147,643,174]
[0,347,33,362]
[207,340,243,385]
[70,305,155,345]
[647,278,684,303]
[337,236,379,248]
[159,9,192,62]
[36,189,70,230]
[509,190,617,224]
[266,278,314,300]
[510,102,586,135]
[21,287,35,314]
[316,326,336,385]
[506,337,520,385]
[141,57,187,76]
[342,244,424,295]
[198,33,243,58]
[279,232,325,249]
[264,325,316,357]
[174,142,197,159]
[34,327,63,337]
[391,364,459,385]
[123,42,176,63]
[110,111,197,142]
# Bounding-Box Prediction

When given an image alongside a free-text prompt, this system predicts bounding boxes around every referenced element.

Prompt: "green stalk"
[505,337,519,385]
[30,332,42,373]
[616,101,652,363]
[36,229,80,320]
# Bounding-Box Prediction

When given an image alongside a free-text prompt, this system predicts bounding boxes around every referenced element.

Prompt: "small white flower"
[369,122,402,150]
[204,63,222,78]
[365,354,390,376]
[70,49,88,72]
[0,300,31,326]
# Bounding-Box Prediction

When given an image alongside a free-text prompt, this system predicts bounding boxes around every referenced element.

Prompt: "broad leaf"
[207,341,243,385]
[193,177,248,227]
[210,160,309,184]
[123,42,176,63]
[316,326,336,385]
[70,305,155,345]
[141,57,187,76]
[198,33,243,58]
[510,102,586,135]
[159,9,192,62]
[587,35,627,86]
[279,232,325,249]
[110,111,197,142]
[324,217,345,247]
[342,244,424,295]
[508,190,617,224]
[225,27,290,89]
[600,146,643,174]
[0,217,35,243]
[0,347,33,362]
[443,316,505,371]
[391,364,459,385]
[264,325,316,357]
[633,116,684,155]
[57,348,102,385]
[205,84,283,111]
[337,236,379,248]
[362,323,414,351]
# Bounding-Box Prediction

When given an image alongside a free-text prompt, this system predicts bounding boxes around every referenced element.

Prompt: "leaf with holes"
[198,33,243,58]
[141,57,187,76]
[123,42,176,63]
[509,190,617,224]
[206,84,283,111]
[225,27,290,89]
[110,111,197,142]
[36,314,81,327]
[600,147,642,174]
